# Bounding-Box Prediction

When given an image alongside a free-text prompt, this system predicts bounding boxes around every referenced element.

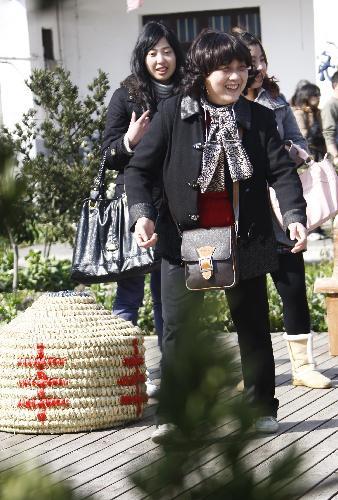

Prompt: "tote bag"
[71,153,159,284]
[270,149,338,231]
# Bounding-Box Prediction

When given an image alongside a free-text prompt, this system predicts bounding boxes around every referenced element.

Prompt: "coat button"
[111,148,116,156]
[247,223,256,239]
[187,181,199,190]
[189,214,200,221]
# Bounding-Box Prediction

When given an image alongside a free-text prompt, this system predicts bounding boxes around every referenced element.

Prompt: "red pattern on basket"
[17,343,69,423]
[118,338,147,416]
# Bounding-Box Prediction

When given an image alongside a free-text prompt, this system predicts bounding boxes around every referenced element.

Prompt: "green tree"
[0,466,86,499]
[0,132,33,290]
[1,66,110,257]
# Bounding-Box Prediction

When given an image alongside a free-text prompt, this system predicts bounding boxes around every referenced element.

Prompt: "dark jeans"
[160,259,278,418]
[271,252,311,335]
[113,268,163,348]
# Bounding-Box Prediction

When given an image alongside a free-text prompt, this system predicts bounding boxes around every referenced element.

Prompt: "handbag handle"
[233,181,239,235]
[90,149,108,202]
[285,140,312,165]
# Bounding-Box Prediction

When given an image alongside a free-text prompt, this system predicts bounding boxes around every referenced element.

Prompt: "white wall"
[26,0,62,69]
[42,0,316,102]
[313,0,338,107]
[0,0,34,129]
[1,0,320,124]
[57,0,140,99]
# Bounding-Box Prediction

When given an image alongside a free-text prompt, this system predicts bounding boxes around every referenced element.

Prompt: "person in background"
[235,32,307,155]
[290,79,310,107]
[235,31,332,391]
[293,82,328,240]
[125,30,308,441]
[322,71,338,169]
[101,21,185,396]
[292,83,327,162]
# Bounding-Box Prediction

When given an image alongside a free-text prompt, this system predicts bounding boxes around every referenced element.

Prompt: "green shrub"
[0,290,38,323]
[0,249,74,292]
[90,282,116,310]
[0,249,334,334]
[20,250,74,291]
[0,247,14,291]
[305,260,333,332]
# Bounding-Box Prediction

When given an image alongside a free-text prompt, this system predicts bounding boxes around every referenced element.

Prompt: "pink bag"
[270,148,338,231]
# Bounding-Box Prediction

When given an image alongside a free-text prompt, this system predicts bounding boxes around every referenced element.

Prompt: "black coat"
[125,94,307,281]
[101,75,145,197]
[101,75,162,202]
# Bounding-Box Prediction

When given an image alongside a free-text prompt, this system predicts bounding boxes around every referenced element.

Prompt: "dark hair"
[294,83,321,109]
[130,21,185,113]
[234,30,280,97]
[182,29,251,98]
[331,71,338,89]
[290,79,311,106]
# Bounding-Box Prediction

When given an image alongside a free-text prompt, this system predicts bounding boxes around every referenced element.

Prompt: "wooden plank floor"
[0,333,337,499]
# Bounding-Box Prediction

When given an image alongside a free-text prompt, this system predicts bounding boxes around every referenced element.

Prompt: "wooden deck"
[0,333,337,499]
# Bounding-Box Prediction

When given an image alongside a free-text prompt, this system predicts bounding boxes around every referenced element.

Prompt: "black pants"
[270,252,310,335]
[160,259,278,417]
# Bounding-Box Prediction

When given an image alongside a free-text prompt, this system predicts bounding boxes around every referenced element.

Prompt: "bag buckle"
[197,246,215,280]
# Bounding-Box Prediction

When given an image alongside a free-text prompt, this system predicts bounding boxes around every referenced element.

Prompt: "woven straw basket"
[0,291,148,434]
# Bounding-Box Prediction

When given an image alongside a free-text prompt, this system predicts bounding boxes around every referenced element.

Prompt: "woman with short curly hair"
[125,29,307,441]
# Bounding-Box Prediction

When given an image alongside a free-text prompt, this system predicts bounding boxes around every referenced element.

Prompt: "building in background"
[0,0,337,130]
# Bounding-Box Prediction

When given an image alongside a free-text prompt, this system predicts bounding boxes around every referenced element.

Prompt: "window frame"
[143,7,261,51]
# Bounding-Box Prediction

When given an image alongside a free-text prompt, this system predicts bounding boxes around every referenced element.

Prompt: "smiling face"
[249,43,267,90]
[205,60,249,105]
[145,37,176,82]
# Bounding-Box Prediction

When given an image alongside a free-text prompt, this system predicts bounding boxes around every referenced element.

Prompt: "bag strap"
[90,149,108,201]
[233,181,239,235]
[284,140,312,165]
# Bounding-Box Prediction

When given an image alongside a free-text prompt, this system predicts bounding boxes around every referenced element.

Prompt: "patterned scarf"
[198,98,253,193]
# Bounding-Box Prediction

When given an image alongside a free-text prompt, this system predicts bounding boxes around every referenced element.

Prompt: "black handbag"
[181,182,239,291]
[71,152,160,284]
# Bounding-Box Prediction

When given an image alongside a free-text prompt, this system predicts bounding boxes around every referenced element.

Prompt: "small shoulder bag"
[181,182,239,291]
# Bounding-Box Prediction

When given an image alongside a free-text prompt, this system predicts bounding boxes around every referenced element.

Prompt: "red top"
[198,109,234,228]
[198,190,234,228]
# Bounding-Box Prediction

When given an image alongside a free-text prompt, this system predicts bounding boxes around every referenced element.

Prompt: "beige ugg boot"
[283,333,332,388]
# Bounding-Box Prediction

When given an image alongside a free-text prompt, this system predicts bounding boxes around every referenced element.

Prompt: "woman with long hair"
[102,21,185,395]
[125,29,308,441]
[235,31,331,390]
[235,31,307,155]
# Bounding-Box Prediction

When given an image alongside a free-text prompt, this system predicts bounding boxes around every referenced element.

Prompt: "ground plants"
[0,246,333,334]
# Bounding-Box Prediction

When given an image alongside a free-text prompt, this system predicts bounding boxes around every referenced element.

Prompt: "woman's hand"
[288,222,307,253]
[134,217,157,248]
[126,110,150,149]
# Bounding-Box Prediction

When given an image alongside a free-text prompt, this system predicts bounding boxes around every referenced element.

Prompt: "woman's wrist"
[123,134,135,155]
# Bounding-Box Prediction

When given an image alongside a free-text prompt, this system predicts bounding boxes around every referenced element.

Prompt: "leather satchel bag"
[71,152,159,284]
[181,183,239,291]
[269,144,338,231]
